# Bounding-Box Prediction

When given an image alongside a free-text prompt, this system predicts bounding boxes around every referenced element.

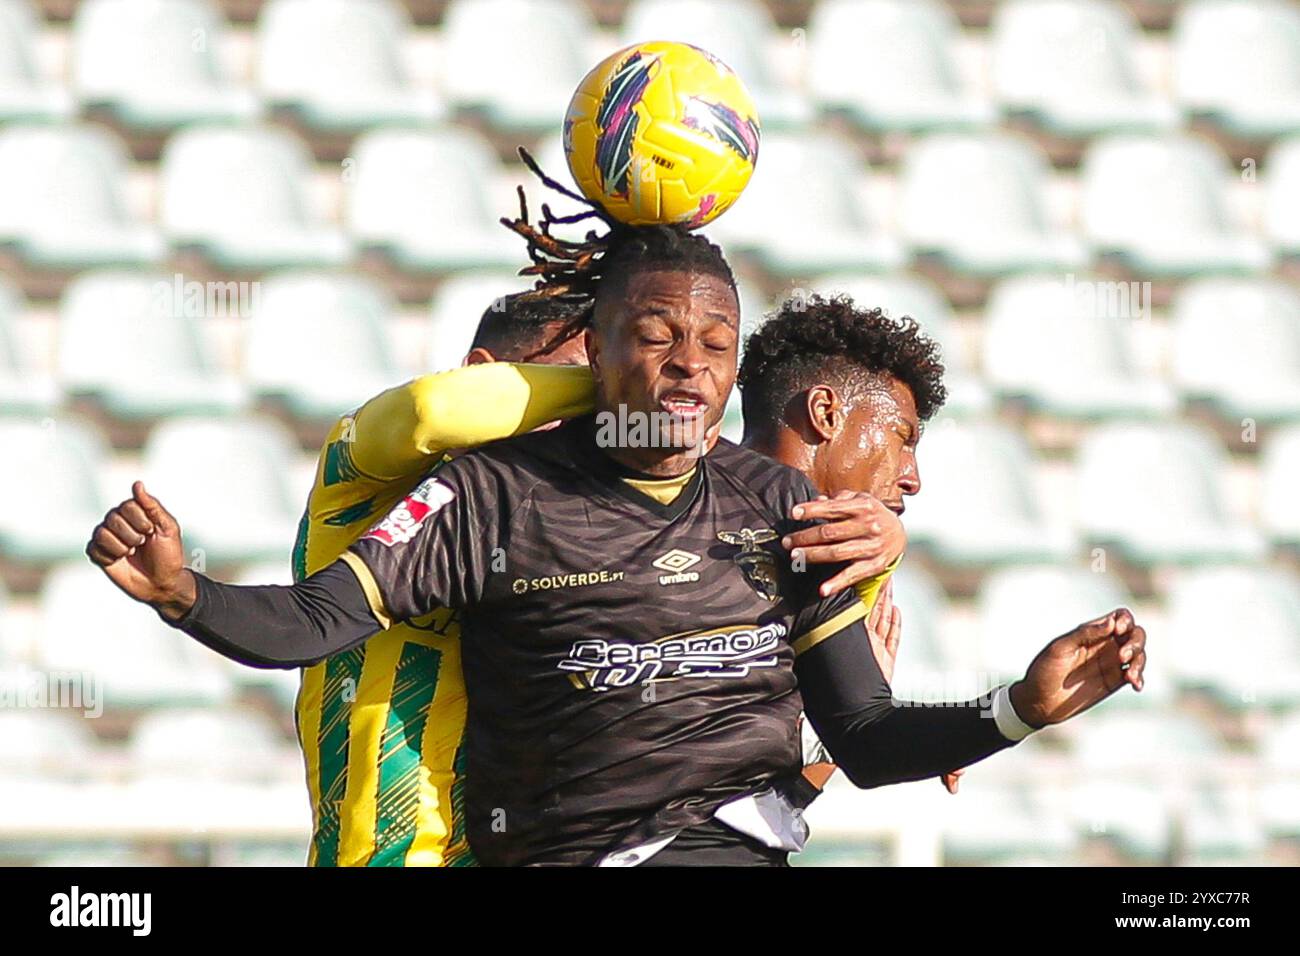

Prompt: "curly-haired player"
[737,293,960,791]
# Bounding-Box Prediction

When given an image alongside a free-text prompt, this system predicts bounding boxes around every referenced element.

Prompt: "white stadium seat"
[1171,278,1300,421]
[1168,565,1300,707]
[942,785,1078,863]
[621,0,811,127]
[1081,135,1271,277]
[902,419,1074,565]
[258,0,442,131]
[0,278,57,412]
[441,0,592,132]
[140,416,302,563]
[159,125,350,271]
[808,272,991,416]
[1068,781,1171,860]
[1173,0,1300,139]
[345,126,518,272]
[57,271,246,419]
[1073,709,1223,774]
[129,706,288,781]
[710,130,902,275]
[0,417,109,563]
[427,270,535,372]
[1261,425,1300,548]
[245,272,399,419]
[897,133,1084,276]
[0,0,72,121]
[991,0,1175,137]
[0,123,161,269]
[807,0,992,132]
[72,0,257,129]
[39,562,232,709]
[877,562,957,702]
[1263,136,1300,257]
[976,565,1133,683]
[0,711,98,780]
[983,274,1175,418]
[1076,422,1263,564]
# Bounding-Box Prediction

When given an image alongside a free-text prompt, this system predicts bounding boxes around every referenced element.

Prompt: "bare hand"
[86,481,195,620]
[785,491,906,597]
[1009,608,1148,729]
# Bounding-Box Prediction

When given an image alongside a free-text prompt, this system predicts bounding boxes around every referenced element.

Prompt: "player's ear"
[805,384,838,443]
[463,347,496,367]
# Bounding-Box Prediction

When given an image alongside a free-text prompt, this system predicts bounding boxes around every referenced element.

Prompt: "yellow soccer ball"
[563,40,760,229]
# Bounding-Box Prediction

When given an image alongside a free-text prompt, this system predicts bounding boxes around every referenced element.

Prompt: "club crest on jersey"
[362,477,454,547]
[717,527,780,602]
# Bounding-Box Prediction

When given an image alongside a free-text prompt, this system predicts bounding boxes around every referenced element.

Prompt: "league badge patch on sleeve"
[362,477,455,547]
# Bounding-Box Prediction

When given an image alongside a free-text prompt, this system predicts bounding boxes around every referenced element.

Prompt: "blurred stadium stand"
[0,0,1297,866]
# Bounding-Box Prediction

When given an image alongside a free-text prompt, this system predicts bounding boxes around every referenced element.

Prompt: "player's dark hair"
[469,291,590,362]
[498,148,736,356]
[737,293,947,439]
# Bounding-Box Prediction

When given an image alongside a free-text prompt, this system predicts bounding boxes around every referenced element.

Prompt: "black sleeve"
[795,618,1016,788]
[171,561,382,669]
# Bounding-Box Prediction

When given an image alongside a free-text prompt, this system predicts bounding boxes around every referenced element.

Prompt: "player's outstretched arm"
[86,482,389,667]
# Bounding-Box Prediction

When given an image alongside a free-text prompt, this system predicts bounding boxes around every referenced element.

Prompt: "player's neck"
[744,427,818,485]
[599,444,702,478]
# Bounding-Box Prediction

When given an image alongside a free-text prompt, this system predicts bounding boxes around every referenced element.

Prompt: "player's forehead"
[603,268,738,329]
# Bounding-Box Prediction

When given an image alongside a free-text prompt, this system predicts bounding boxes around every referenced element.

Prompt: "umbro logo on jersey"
[652,549,701,586]
[362,477,454,547]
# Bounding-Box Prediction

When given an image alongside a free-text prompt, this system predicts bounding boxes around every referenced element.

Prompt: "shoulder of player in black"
[705,437,820,529]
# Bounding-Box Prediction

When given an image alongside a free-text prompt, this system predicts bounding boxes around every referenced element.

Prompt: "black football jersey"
[344,416,867,866]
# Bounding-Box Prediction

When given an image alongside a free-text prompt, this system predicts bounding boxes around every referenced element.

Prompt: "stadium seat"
[345,126,518,272]
[159,125,350,271]
[982,274,1175,418]
[0,711,98,780]
[1073,709,1223,775]
[1080,135,1271,277]
[245,272,399,419]
[39,562,232,709]
[1261,425,1300,548]
[808,272,992,416]
[896,133,1084,276]
[1258,712,1300,837]
[1263,136,1300,258]
[1184,786,1267,863]
[0,0,72,121]
[976,564,1132,683]
[72,0,257,129]
[0,278,58,412]
[1077,422,1263,565]
[0,417,109,563]
[129,706,289,781]
[621,0,811,127]
[901,418,1074,565]
[806,0,992,133]
[258,0,442,131]
[1173,0,1300,139]
[941,784,1079,863]
[56,271,246,419]
[1067,781,1171,861]
[0,123,161,269]
[991,0,1175,139]
[427,270,536,371]
[1171,278,1300,422]
[709,130,903,275]
[440,0,592,132]
[140,416,302,563]
[1167,565,1300,707]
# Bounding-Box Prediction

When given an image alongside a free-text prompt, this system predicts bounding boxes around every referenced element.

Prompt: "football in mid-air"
[563,40,760,229]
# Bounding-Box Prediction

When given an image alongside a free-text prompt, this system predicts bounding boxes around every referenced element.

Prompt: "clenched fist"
[86,481,196,621]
